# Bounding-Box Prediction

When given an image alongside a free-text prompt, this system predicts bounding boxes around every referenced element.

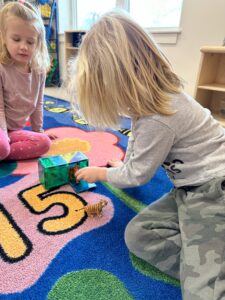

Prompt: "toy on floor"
[76,199,108,217]
[38,151,96,193]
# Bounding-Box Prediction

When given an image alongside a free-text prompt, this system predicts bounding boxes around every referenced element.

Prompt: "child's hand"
[36,130,57,140]
[107,159,124,168]
[75,167,107,183]
[47,133,57,140]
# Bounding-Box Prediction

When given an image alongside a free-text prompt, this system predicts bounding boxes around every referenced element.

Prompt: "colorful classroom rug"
[0,96,182,300]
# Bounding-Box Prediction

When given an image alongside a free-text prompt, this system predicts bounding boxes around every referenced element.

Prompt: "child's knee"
[35,134,51,156]
[41,135,51,153]
[0,141,10,160]
[125,219,143,253]
[125,218,161,255]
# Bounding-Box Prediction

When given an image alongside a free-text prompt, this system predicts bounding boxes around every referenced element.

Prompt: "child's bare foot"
[107,159,124,168]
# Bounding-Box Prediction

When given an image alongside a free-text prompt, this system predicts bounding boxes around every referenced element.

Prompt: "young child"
[71,13,225,300]
[0,1,53,161]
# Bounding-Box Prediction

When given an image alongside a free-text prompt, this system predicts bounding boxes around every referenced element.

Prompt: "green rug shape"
[48,269,133,300]
[0,161,17,178]
[130,253,180,287]
[102,182,146,213]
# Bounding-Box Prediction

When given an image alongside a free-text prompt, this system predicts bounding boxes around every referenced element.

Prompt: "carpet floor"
[0,96,181,300]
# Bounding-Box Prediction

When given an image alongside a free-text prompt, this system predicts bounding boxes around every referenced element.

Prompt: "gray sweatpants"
[125,177,225,300]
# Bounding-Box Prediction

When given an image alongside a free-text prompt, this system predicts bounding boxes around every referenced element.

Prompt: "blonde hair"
[0,1,50,72]
[71,12,183,128]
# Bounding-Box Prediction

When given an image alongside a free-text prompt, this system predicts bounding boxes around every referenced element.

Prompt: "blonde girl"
[72,12,225,300]
[0,1,53,161]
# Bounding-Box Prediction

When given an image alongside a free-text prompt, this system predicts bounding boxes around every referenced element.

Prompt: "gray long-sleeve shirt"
[0,63,45,135]
[107,92,225,188]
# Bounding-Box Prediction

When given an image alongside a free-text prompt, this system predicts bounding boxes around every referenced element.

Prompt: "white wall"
[161,0,225,96]
[58,0,225,97]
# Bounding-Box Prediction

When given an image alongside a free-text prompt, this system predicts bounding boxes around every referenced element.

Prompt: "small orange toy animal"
[76,199,108,217]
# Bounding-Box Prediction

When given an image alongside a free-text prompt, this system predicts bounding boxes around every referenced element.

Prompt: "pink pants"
[0,129,51,161]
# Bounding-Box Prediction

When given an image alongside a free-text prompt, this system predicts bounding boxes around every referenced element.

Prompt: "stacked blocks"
[38,151,96,193]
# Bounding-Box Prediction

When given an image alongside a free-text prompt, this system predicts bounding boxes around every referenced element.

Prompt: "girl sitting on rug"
[0,1,54,161]
[70,12,225,300]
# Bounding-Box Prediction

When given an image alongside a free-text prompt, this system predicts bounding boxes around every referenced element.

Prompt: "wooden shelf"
[65,46,79,50]
[65,30,86,33]
[195,46,225,127]
[200,46,225,54]
[64,30,86,63]
[212,113,225,127]
[197,83,225,92]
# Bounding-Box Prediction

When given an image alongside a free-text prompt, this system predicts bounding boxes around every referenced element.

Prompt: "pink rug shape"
[0,172,114,293]
[12,127,125,176]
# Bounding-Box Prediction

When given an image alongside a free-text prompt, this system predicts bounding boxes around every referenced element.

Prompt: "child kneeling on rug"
[0,1,54,161]
[70,12,225,300]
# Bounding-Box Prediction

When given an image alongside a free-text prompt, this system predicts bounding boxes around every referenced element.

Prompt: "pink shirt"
[0,63,45,134]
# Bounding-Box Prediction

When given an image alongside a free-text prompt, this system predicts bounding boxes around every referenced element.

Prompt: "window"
[129,0,183,29]
[58,0,183,43]
[77,0,116,30]
[75,0,183,31]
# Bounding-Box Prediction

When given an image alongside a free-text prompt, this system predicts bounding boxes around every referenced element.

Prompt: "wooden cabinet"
[64,30,86,63]
[195,46,225,127]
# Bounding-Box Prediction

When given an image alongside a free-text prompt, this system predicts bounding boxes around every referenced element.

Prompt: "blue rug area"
[0,96,181,300]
